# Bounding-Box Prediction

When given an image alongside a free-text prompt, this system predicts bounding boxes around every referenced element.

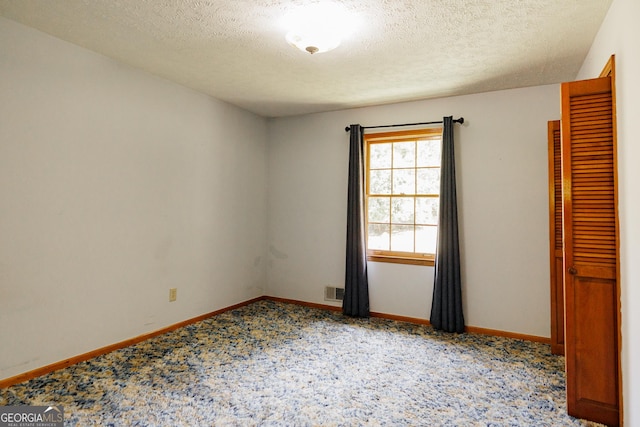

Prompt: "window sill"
[367,254,435,267]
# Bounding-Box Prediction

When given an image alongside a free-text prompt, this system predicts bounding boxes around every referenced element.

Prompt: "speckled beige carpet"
[1,300,602,426]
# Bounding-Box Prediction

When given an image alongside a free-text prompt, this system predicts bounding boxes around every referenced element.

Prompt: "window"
[365,128,442,266]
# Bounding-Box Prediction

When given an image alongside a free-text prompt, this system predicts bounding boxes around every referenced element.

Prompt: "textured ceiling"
[0,0,612,117]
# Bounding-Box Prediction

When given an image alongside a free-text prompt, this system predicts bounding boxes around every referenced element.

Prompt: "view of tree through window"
[365,128,442,264]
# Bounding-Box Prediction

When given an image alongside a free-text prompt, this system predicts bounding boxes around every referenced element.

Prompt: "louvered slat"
[553,125,562,250]
[569,90,615,266]
[548,119,564,356]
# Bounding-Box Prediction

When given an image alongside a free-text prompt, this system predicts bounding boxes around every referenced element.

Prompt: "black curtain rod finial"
[345,126,351,132]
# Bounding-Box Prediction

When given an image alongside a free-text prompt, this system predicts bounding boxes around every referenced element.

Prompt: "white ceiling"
[0,0,612,118]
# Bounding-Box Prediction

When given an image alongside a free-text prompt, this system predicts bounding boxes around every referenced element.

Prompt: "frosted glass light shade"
[286,29,341,54]
[282,3,355,55]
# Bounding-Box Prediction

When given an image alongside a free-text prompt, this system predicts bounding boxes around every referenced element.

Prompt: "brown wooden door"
[561,76,620,426]
[547,120,564,355]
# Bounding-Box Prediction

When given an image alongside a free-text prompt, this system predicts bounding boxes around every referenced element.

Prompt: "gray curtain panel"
[430,116,465,333]
[343,124,370,317]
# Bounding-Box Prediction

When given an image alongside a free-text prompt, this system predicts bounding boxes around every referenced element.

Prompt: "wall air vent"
[324,286,345,302]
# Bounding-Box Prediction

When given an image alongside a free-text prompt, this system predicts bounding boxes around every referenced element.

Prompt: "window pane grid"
[367,201,438,225]
[365,129,442,261]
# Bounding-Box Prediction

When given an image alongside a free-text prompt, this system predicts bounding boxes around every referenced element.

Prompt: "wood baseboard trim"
[264,296,342,312]
[1,295,551,389]
[369,311,432,325]
[0,296,266,389]
[263,296,550,344]
[466,326,551,344]
[264,297,430,326]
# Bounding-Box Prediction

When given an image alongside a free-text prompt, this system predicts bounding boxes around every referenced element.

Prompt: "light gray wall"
[576,0,640,424]
[0,17,268,381]
[267,84,560,338]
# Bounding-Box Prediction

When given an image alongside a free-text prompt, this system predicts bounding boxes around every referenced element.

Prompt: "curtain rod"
[344,117,464,132]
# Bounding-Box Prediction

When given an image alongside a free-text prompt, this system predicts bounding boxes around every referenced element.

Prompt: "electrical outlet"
[169,288,177,302]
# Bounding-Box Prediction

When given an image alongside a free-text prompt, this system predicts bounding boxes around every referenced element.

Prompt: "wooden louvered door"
[561,76,620,426]
[547,120,564,356]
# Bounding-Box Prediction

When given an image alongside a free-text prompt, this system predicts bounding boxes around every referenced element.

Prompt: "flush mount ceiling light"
[283,3,356,55]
